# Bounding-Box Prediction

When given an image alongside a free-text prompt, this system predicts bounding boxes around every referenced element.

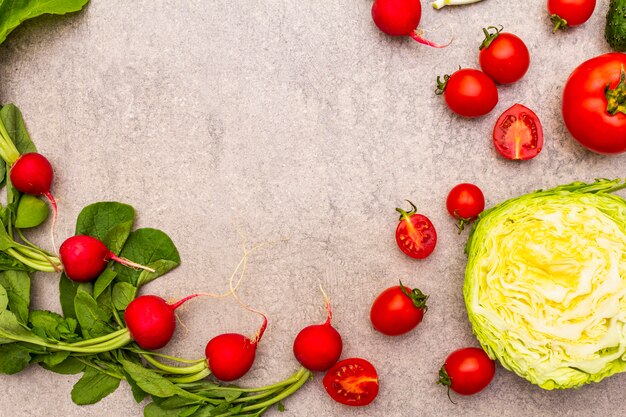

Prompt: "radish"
[10,152,58,226]
[371,0,450,47]
[205,314,268,381]
[125,294,201,350]
[293,294,342,372]
[60,235,155,282]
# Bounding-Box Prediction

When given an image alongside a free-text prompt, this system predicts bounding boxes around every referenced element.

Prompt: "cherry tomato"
[370,282,428,336]
[446,183,485,232]
[479,26,530,84]
[438,347,495,397]
[395,201,437,259]
[436,69,498,117]
[493,103,544,160]
[323,358,379,406]
[562,53,626,154]
[548,0,596,31]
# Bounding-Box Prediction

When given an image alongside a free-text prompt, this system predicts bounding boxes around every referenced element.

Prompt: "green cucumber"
[606,0,626,51]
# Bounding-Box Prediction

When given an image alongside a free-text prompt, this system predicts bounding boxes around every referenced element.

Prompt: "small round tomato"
[493,103,544,160]
[395,201,437,259]
[548,0,595,31]
[370,282,428,336]
[323,358,379,406]
[479,26,530,84]
[438,347,495,397]
[562,53,626,154]
[446,183,485,231]
[436,69,498,117]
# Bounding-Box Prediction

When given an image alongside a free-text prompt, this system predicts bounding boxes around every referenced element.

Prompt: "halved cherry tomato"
[562,53,626,154]
[395,201,437,259]
[493,103,543,160]
[370,282,428,336]
[548,0,595,32]
[323,358,379,406]
[479,26,530,84]
[438,347,495,398]
[436,68,498,117]
[446,183,485,232]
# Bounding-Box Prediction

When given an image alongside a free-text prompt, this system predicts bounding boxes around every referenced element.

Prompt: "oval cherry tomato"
[370,282,428,336]
[446,183,485,232]
[323,358,379,406]
[562,53,626,154]
[548,0,595,31]
[436,69,498,117]
[438,347,495,397]
[493,103,544,160]
[479,26,530,84]
[395,201,437,259]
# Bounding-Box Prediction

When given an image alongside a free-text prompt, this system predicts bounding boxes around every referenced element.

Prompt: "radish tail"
[319,285,333,325]
[409,30,453,48]
[109,254,156,273]
[44,191,58,253]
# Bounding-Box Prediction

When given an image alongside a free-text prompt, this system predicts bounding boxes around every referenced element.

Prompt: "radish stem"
[432,0,484,9]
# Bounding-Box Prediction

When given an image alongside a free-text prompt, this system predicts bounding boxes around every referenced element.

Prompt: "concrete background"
[0,0,624,415]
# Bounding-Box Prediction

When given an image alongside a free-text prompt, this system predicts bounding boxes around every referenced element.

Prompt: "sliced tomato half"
[493,103,543,160]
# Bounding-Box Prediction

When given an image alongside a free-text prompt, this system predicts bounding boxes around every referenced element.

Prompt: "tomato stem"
[436,366,456,404]
[399,281,429,311]
[434,74,450,95]
[605,64,626,116]
[550,14,568,32]
[395,200,418,221]
[479,25,502,50]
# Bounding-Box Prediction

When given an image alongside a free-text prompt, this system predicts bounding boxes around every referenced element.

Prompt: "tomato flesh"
[323,358,379,406]
[562,53,626,154]
[493,104,543,160]
[395,212,437,259]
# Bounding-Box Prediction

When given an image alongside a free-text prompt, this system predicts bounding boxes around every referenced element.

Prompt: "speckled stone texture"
[0,0,624,416]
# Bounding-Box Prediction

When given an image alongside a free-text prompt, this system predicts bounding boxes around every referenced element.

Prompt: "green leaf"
[0,252,32,273]
[59,273,80,319]
[29,310,67,340]
[112,282,136,311]
[40,356,85,375]
[71,366,121,405]
[121,360,204,402]
[194,405,217,417]
[0,218,18,251]
[0,284,7,311]
[75,202,135,254]
[74,286,112,338]
[0,343,30,374]
[115,228,181,286]
[144,402,190,417]
[93,268,117,299]
[15,195,49,228]
[153,396,200,410]
[37,350,71,367]
[0,270,30,324]
[277,402,285,412]
[0,104,36,154]
[121,369,148,403]
[0,310,35,344]
[179,405,202,417]
[0,1,90,46]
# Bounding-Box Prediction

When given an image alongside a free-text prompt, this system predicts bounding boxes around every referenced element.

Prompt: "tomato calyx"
[479,25,503,50]
[605,65,626,116]
[550,14,568,32]
[437,366,456,404]
[395,200,418,221]
[434,74,450,95]
[399,280,429,312]
[453,210,474,234]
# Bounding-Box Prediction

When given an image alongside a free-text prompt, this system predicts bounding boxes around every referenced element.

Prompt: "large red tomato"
[562,53,626,154]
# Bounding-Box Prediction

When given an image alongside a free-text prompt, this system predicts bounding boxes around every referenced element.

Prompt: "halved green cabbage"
[465,179,626,389]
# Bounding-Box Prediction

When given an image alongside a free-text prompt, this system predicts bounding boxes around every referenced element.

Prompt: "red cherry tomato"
[562,53,626,154]
[370,282,428,336]
[493,103,544,160]
[436,69,498,117]
[323,358,379,406]
[438,347,495,397]
[479,26,530,84]
[446,183,485,232]
[394,201,437,259]
[548,0,595,31]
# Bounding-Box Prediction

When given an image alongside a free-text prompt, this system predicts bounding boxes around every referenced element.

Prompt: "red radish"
[125,294,200,350]
[205,315,267,381]
[10,152,58,224]
[60,235,155,282]
[371,0,450,48]
[293,295,342,372]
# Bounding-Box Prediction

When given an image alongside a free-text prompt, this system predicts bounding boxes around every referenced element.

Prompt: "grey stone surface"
[0,0,624,415]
